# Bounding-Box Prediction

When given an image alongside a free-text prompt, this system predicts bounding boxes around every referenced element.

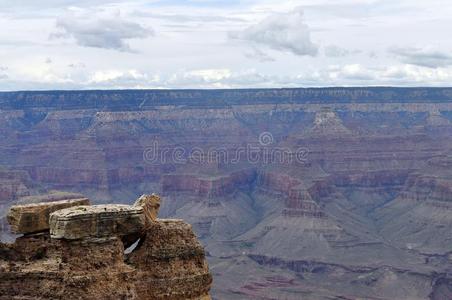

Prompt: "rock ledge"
[1,194,212,300]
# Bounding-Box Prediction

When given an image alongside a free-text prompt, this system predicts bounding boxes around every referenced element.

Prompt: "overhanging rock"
[50,204,145,240]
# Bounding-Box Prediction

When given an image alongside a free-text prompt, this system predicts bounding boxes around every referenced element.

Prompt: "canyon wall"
[1,88,452,299]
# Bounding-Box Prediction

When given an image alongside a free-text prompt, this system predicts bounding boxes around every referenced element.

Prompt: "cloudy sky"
[0,0,451,90]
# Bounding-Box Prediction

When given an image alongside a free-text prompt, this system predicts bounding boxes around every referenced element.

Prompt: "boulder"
[133,194,160,225]
[49,204,145,240]
[7,198,90,234]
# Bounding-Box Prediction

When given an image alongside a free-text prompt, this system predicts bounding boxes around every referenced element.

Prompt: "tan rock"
[1,197,212,300]
[133,194,161,225]
[7,198,90,234]
[126,219,212,299]
[49,204,145,240]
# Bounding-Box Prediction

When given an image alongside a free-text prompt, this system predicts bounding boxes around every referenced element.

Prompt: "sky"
[0,0,452,90]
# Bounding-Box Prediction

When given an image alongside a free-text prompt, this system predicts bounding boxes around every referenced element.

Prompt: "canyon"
[1,87,452,299]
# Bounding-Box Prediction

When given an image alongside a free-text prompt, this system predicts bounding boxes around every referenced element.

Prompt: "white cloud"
[52,9,153,52]
[389,47,452,68]
[244,47,275,62]
[2,1,452,90]
[0,67,8,80]
[3,63,452,91]
[167,69,233,88]
[324,45,361,57]
[0,0,122,11]
[229,7,318,56]
[164,65,452,88]
[88,69,160,88]
[329,64,375,81]
[68,62,86,68]
[381,64,452,83]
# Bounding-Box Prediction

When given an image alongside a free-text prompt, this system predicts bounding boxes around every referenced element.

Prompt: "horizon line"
[2,86,452,93]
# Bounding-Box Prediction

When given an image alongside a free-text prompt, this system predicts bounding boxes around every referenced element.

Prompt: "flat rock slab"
[7,198,90,234]
[50,205,145,240]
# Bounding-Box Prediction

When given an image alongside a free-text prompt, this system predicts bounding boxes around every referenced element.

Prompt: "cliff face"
[161,170,256,198]
[2,87,452,110]
[2,88,452,299]
[0,195,212,300]
[0,169,31,205]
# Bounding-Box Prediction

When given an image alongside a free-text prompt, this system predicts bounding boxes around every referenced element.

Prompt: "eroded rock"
[1,194,212,299]
[127,219,212,299]
[49,204,145,240]
[133,194,161,225]
[0,235,136,300]
[7,198,90,234]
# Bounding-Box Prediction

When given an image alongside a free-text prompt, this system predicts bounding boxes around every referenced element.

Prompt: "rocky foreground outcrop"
[0,194,212,300]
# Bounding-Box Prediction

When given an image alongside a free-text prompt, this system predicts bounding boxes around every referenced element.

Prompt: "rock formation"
[306,107,351,136]
[126,219,212,300]
[134,194,161,225]
[0,168,31,206]
[0,194,212,300]
[8,198,90,234]
[49,204,145,240]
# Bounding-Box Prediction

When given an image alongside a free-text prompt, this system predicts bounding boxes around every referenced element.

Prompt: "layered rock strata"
[49,204,145,240]
[7,198,90,234]
[2,88,452,298]
[0,169,31,206]
[126,219,212,300]
[0,194,212,300]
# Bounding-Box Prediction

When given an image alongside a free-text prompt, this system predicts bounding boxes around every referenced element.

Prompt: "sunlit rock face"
[2,87,452,299]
